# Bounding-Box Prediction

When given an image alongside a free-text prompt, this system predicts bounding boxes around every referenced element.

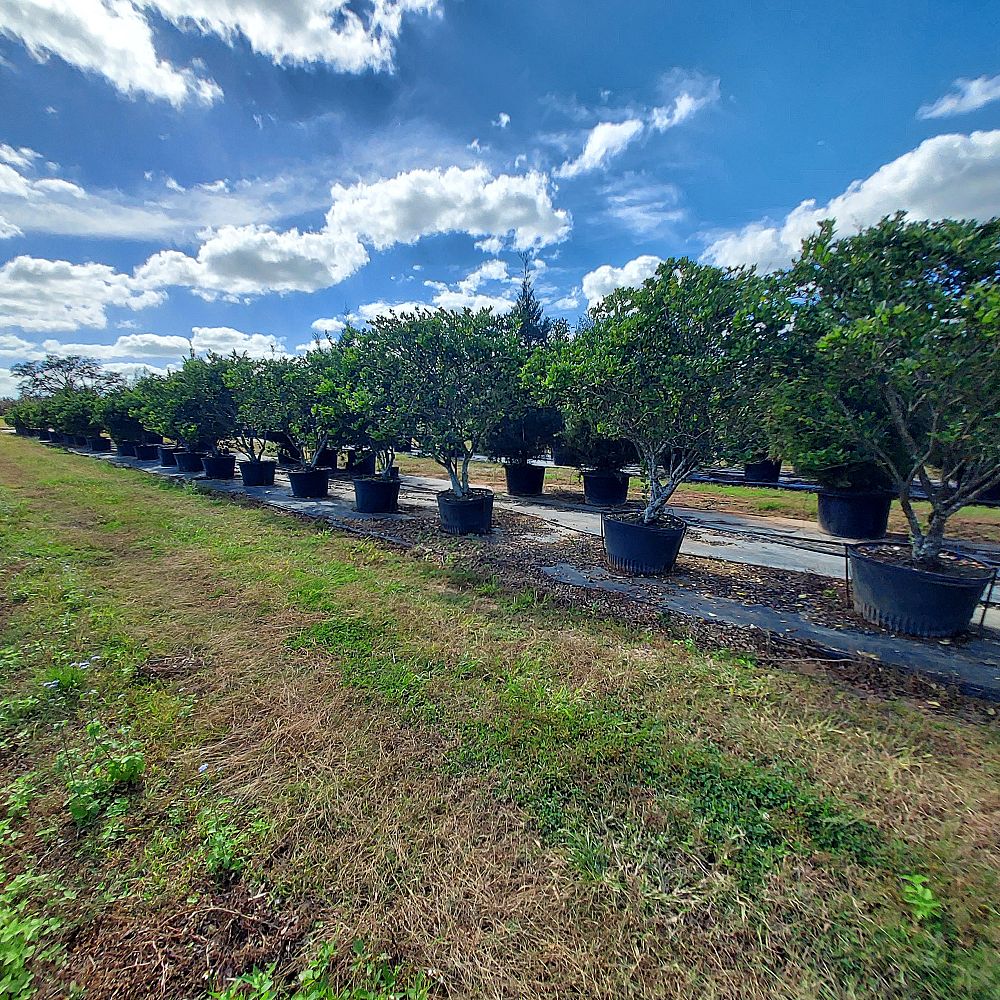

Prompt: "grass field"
[394,455,1000,543]
[1,435,999,999]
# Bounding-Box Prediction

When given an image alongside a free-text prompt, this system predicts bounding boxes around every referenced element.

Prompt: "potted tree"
[551,415,635,506]
[360,307,521,534]
[132,356,236,475]
[787,215,1000,636]
[544,258,785,574]
[278,350,348,499]
[339,328,408,514]
[98,387,153,458]
[5,399,41,437]
[47,387,105,449]
[223,354,287,487]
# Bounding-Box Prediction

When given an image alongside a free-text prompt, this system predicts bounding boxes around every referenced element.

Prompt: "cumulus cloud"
[0,332,41,359]
[0,1,440,105]
[190,326,287,357]
[581,254,662,308]
[0,256,164,332]
[0,144,42,171]
[556,120,645,178]
[918,75,1000,119]
[0,216,22,239]
[139,166,569,299]
[0,0,222,106]
[702,129,1000,271]
[0,366,19,396]
[41,333,190,359]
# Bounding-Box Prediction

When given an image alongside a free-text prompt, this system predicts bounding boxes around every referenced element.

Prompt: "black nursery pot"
[134,443,160,461]
[583,470,630,506]
[349,453,377,477]
[239,460,276,487]
[38,430,51,442]
[354,476,401,513]
[744,459,782,483]
[504,463,546,497]
[174,451,206,474]
[87,436,111,453]
[288,467,330,498]
[603,514,686,575]
[157,445,177,467]
[437,488,493,535]
[817,490,891,539]
[74,435,89,447]
[116,440,138,457]
[201,453,236,480]
[848,543,994,637]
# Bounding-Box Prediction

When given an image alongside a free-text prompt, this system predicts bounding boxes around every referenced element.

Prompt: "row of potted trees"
[6,215,999,638]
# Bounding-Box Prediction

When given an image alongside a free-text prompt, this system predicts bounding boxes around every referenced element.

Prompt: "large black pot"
[354,476,401,513]
[289,467,330,498]
[437,489,493,535]
[38,430,51,442]
[201,453,236,480]
[174,451,206,474]
[504,463,545,497]
[583,471,630,506]
[974,482,1000,505]
[744,459,781,483]
[87,436,111,453]
[74,435,88,447]
[116,440,138,457]
[157,445,177,467]
[817,490,891,539]
[848,543,994,637]
[239,460,276,487]
[316,446,339,468]
[349,453,377,477]
[550,446,574,467]
[604,514,686,575]
[135,443,160,461]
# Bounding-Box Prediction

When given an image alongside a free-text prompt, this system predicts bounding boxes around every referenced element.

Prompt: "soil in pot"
[817,490,891,539]
[134,443,159,461]
[504,463,546,496]
[848,542,994,637]
[201,453,236,479]
[354,476,401,514]
[288,467,330,498]
[604,513,687,575]
[116,440,138,457]
[437,488,493,535]
[239,460,276,487]
[174,451,206,474]
[87,436,111,453]
[583,470,630,506]
[157,445,177,467]
[744,458,781,483]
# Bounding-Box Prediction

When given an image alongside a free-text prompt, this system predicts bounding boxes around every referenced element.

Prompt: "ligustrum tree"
[357,307,522,498]
[543,258,786,523]
[787,214,1000,565]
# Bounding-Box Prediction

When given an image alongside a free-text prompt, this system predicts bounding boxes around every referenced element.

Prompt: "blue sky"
[2,0,999,393]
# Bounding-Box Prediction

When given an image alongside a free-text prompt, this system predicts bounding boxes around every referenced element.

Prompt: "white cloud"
[703,129,1000,271]
[41,332,190,360]
[650,78,721,131]
[311,317,347,335]
[603,174,684,235]
[0,144,42,171]
[0,216,21,239]
[551,293,581,311]
[918,75,1000,119]
[556,119,645,178]
[0,0,222,106]
[581,254,662,308]
[494,112,511,129]
[190,326,287,357]
[146,0,440,73]
[474,236,505,254]
[0,367,19,396]
[138,165,569,299]
[0,332,40,359]
[0,256,164,333]
[102,361,169,380]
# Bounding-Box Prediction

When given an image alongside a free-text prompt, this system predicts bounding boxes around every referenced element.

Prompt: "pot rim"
[603,511,687,534]
[848,541,995,584]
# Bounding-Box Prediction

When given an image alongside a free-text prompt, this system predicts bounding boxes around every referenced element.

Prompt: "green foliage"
[199,804,247,879]
[97,385,149,443]
[9,354,122,396]
[4,400,41,433]
[131,355,236,453]
[349,308,522,496]
[550,413,634,471]
[210,941,430,1000]
[784,214,1000,562]
[44,387,104,437]
[56,720,145,826]
[543,259,787,521]
[223,354,291,462]
[900,874,943,923]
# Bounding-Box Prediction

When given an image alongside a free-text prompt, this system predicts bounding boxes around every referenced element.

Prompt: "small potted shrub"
[544,258,786,574]
[98,387,153,458]
[6,399,41,437]
[552,416,634,506]
[133,356,236,476]
[47,388,105,450]
[786,215,1000,636]
[223,354,287,487]
[358,307,521,534]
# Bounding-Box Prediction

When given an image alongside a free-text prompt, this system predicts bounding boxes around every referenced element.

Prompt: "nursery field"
[2,435,999,1000]
[395,454,1000,544]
